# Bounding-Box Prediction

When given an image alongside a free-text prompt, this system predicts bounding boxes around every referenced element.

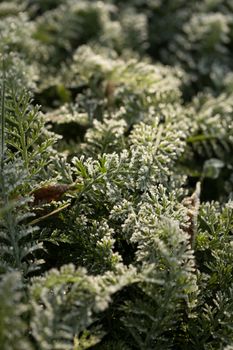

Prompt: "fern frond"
[123,217,198,349]
[30,263,135,350]
[0,271,32,350]
[0,159,43,274]
[4,84,58,177]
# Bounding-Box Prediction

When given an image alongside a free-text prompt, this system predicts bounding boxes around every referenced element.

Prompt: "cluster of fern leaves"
[0,0,233,349]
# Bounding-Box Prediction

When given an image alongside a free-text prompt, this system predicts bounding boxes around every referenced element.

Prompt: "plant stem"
[19,120,29,171]
[1,56,6,171]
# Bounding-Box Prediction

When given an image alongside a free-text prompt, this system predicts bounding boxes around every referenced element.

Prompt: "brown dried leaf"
[31,184,72,205]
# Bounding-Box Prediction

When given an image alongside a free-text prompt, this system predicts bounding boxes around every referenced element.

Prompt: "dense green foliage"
[0,0,233,349]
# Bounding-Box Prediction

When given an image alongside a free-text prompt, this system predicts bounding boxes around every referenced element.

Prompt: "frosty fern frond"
[4,83,58,179]
[188,92,233,159]
[29,264,136,350]
[123,217,198,349]
[0,68,55,274]
[0,271,32,350]
[0,159,42,274]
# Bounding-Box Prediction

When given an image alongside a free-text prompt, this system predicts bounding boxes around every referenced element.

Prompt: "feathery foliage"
[0,0,233,349]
